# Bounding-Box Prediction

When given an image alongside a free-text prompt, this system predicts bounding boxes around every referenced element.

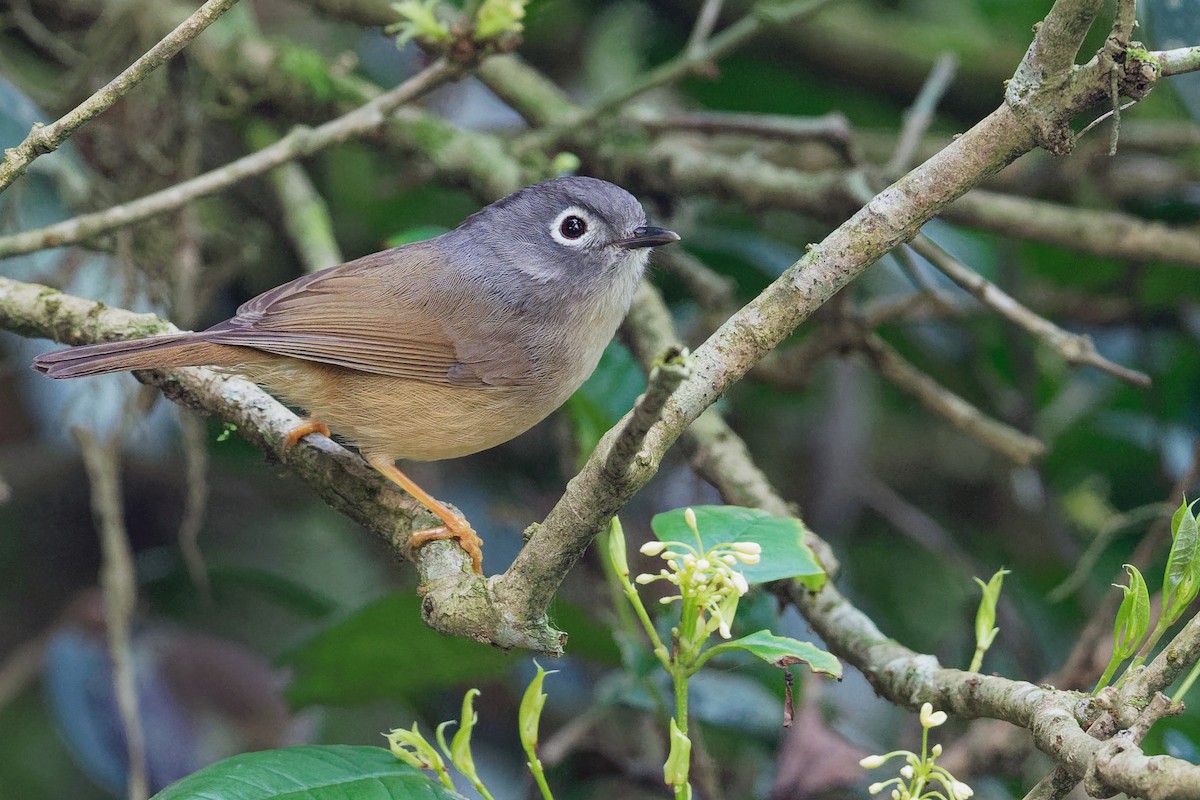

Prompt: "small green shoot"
[968,568,1009,673]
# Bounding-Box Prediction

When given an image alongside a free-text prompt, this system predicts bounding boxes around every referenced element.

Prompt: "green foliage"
[150,745,464,799]
[969,568,1009,672]
[387,1,451,48]
[1096,565,1150,691]
[1162,498,1200,625]
[651,505,825,589]
[280,593,511,707]
[710,629,840,677]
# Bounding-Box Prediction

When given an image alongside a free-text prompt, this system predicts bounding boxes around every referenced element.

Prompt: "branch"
[74,429,149,800]
[0,59,459,258]
[888,53,959,174]
[860,332,1047,465]
[0,0,243,194]
[909,234,1152,386]
[1158,45,1200,77]
[604,347,693,485]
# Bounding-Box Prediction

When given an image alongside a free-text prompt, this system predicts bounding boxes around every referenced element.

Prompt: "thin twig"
[521,0,835,147]
[0,0,243,193]
[888,53,958,174]
[634,109,856,160]
[0,59,458,258]
[74,427,148,800]
[685,0,725,62]
[177,413,212,600]
[910,235,1152,386]
[860,333,1047,466]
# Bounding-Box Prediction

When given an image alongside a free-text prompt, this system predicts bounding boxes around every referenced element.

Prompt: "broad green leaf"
[651,506,825,589]
[1163,499,1200,625]
[280,594,510,707]
[719,630,841,678]
[152,745,466,799]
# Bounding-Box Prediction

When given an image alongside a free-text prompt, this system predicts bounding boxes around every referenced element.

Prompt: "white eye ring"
[549,207,595,247]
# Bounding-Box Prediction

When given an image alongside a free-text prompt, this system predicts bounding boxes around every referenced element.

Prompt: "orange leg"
[284,418,331,447]
[364,452,483,574]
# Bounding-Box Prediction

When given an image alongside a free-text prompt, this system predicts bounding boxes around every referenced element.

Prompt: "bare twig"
[888,53,959,174]
[74,427,148,800]
[685,0,725,61]
[0,0,243,193]
[860,333,1046,466]
[521,0,835,146]
[0,59,458,258]
[177,413,212,600]
[910,235,1151,386]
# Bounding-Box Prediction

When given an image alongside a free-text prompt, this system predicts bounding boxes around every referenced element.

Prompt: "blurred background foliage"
[0,0,1199,797]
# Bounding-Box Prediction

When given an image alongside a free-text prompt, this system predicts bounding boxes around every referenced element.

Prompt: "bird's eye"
[560,216,587,239]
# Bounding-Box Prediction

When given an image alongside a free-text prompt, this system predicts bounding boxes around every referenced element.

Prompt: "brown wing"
[201,244,530,388]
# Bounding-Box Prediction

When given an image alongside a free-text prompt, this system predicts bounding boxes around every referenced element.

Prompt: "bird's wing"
[202,245,530,388]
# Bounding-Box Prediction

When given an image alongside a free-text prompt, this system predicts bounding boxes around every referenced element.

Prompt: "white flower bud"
[931,743,942,757]
[718,618,731,638]
[731,542,762,555]
[635,573,656,584]
[731,571,749,596]
[697,558,710,571]
[859,755,887,769]
[899,765,913,779]
[919,703,947,728]
[952,781,974,799]
[722,554,738,566]
[684,507,698,531]
[868,783,884,795]
[891,790,901,800]
[640,541,668,556]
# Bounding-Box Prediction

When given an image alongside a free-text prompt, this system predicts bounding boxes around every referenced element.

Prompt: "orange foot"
[364,452,484,574]
[285,418,331,448]
[409,518,485,575]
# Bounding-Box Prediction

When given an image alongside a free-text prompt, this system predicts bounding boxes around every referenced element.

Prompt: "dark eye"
[560,215,587,239]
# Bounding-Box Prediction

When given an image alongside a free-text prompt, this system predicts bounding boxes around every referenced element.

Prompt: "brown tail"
[33,333,265,379]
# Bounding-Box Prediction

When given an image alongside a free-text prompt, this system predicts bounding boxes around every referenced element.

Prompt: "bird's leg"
[284,418,331,447]
[364,452,483,574]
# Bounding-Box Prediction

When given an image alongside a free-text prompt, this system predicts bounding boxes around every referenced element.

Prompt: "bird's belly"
[239,360,560,461]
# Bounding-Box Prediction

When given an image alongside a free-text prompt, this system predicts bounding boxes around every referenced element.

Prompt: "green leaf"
[651,506,825,589]
[280,593,511,707]
[719,630,841,678]
[1114,565,1151,659]
[151,745,466,799]
[973,568,1009,650]
[1163,498,1200,625]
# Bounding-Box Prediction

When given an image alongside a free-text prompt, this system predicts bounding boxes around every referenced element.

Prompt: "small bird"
[34,176,680,573]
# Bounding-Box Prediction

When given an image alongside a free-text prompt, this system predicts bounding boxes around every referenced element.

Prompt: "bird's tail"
[33,333,257,379]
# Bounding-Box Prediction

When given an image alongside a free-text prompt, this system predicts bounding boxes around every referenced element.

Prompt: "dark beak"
[615,226,681,249]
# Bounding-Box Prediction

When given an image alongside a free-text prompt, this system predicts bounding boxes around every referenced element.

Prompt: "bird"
[33,176,680,574]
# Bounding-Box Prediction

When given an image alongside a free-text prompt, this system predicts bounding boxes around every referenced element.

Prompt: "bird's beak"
[614,226,681,249]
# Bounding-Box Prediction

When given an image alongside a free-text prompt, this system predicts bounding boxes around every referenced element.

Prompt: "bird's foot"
[410,516,484,574]
[284,418,331,447]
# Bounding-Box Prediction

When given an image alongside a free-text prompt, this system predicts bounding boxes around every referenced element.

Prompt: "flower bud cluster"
[860,703,973,800]
[635,517,761,640]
